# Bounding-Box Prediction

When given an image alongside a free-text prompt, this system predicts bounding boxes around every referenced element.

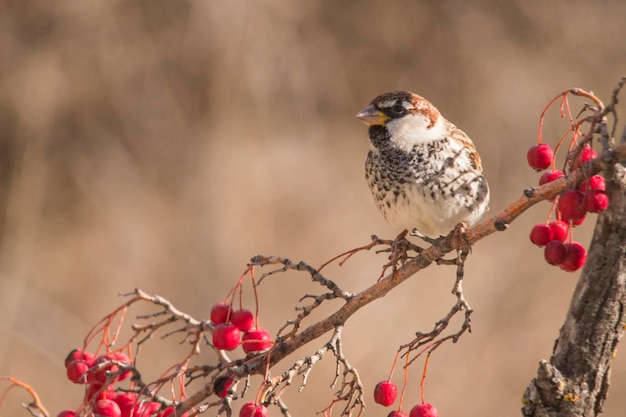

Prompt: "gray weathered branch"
[522,158,626,416]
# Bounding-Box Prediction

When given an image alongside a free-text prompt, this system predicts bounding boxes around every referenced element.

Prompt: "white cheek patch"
[386,115,447,152]
[378,99,397,108]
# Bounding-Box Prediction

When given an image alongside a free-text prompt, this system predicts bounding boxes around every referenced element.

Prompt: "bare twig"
[249,256,352,340]
[402,248,472,366]
[0,377,49,417]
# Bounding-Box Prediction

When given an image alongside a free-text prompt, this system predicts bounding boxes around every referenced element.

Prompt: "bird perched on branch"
[356,91,490,239]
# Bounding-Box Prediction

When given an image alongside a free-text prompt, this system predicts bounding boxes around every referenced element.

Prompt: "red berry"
[210,303,232,325]
[572,212,587,226]
[97,386,115,401]
[65,350,81,367]
[558,189,586,221]
[158,408,186,417]
[548,221,568,242]
[579,175,606,192]
[583,190,609,213]
[530,224,553,247]
[159,408,175,417]
[409,403,439,417]
[544,240,567,266]
[132,402,161,417]
[539,170,565,186]
[65,349,95,368]
[93,399,121,417]
[388,412,409,417]
[231,309,255,332]
[91,354,121,384]
[374,381,398,406]
[242,327,273,353]
[66,359,91,384]
[109,351,132,381]
[213,375,235,398]
[86,383,114,402]
[83,351,96,364]
[213,323,241,351]
[159,407,187,417]
[560,242,587,272]
[239,403,268,417]
[57,411,76,417]
[581,144,598,160]
[114,393,137,417]
[573,144,598,168]
[527,144,553,171]
[539,170,565,201]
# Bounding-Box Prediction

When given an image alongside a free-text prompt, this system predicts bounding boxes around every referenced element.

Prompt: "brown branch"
[175,142,626,414]
[259,145,626,364]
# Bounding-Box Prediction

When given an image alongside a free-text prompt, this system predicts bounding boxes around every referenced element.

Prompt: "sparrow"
[356,91,490,239]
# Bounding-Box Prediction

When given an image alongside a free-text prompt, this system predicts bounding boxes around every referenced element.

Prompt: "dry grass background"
[1,1,625,416]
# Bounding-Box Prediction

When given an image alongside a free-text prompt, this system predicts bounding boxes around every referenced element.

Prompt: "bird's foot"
[449,222,472,254]
[409,229,445,246]
[377,230,424,280]
[436,223,472,266]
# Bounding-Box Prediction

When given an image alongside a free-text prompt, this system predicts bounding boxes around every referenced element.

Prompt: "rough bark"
[522,158,626,416]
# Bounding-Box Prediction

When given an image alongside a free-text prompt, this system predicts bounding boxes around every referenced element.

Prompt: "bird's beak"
[356,105,389,126]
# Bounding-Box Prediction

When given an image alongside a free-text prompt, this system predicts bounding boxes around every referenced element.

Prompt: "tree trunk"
[522,159,626,416]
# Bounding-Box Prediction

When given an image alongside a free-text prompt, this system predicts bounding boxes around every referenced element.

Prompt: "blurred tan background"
[1,1,625,416]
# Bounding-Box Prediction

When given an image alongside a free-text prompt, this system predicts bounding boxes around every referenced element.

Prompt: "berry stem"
[560,95,579,133]
[553,128,573,167]
[420,352,432,405]
[569,87,604,108]
[110,305,129,349]
[558,95,566,119]
[253,350,272,405]
[387,350,400,381]
[537,87,602,150]
[237,281,244,310]
[172,370,188,403]
[544,197,559,224]
[538,92,567,145]
[568,221,574,243]
[225,267,251,317]
[250,266,261,329]
[0,377,49,417]
[83,297,143,356]
[397,350,411,412]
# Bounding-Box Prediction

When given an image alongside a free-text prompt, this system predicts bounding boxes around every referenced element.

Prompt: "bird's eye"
[390,104,405,115]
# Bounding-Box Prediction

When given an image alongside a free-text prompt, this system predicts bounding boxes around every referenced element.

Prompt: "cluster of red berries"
[55,301,274,417]
[373,381,438,417]
[209,302,274,416]
[527,143,609,271]
[210,303,273,354]
[60,349,184,417]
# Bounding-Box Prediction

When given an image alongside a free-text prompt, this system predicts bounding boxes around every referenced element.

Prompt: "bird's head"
[356,91,445,150]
